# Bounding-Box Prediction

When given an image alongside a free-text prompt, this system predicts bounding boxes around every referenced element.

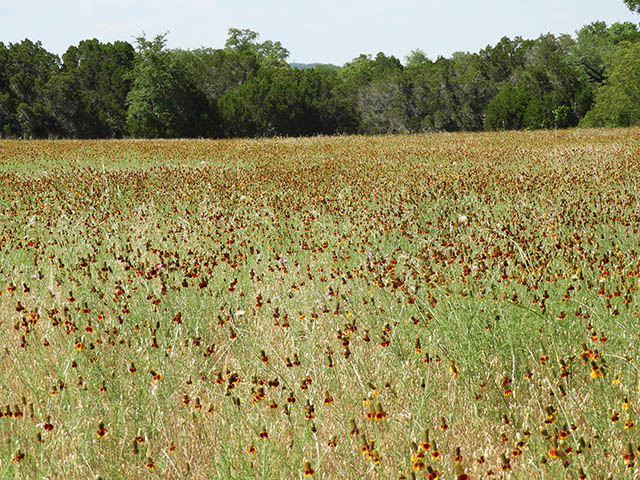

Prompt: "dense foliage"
[1,21,640,138]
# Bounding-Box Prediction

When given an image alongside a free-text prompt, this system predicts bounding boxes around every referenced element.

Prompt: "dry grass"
[0,129,639,479]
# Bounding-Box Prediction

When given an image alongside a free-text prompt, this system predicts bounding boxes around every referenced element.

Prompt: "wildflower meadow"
[0,129,639,479]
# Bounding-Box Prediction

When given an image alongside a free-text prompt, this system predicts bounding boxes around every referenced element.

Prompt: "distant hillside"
[289,62,338,70]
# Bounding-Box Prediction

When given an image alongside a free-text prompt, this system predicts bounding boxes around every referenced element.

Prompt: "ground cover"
[0,129,639,479]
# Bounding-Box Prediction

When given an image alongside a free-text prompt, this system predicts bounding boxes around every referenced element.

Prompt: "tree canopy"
[625,0,640,13]
[2,22,640,139]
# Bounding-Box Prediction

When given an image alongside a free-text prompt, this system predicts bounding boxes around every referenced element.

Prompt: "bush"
[483,83,529,130]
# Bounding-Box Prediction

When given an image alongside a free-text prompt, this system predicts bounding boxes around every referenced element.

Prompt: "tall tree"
[218,66,344,137]
[582,40,640,126]
[572,22,640,83]
[483,83,530,130]
[624,0,640,13]
[46,39,134,137]
[0,43,11,137]
[225,28,289,67]
[126,34,211,138]
[175,47,259,103]
[3,39,59,137]
[340,52,405,133]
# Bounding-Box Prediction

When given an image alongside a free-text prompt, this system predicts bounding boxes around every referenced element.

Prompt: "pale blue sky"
[1,0,638,65]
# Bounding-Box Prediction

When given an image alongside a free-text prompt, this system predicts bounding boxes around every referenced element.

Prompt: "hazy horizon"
[1,1,638,65]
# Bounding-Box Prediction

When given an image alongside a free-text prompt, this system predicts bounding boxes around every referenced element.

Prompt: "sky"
[1,0,638,65]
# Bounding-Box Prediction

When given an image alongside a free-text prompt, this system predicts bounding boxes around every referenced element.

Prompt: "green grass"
[0,129,639,479]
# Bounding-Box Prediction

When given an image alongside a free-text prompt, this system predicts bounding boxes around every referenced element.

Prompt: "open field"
[1,129,640,479]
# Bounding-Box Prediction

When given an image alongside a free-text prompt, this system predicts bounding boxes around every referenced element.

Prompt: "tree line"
[1,22,639,139]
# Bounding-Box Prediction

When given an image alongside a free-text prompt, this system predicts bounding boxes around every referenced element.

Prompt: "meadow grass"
[0,129,639,479]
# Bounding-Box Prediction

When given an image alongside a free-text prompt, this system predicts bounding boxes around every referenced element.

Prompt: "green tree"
[508,34,587,128]
[572,22,640,84]
[357,80,410,134]
[175,47,258,103]
[477,36,533,84]
[46,39,134,137]
[581,41,640,126]
[3,39,59,137]
[0,43,12,137]
[624,0,640,13]
[572,22,611,83]
[404,54,493,132]
[225,28,289,67]
[484,83,530,130]
[339,52,404,133]
[126,34,212,138]
[218,66,351,137]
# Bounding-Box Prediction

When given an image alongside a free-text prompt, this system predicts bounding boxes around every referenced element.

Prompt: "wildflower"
[623,442,635,464]
[558,424,569,439]
[360,434,369,454]
[11,450,25,463]
[97,421,107,438]
[431,441,441,460]
[590,362,605,379]
[44,415,54,431]
[453,446,462,463]
[450,360,458,379]
[426,465,439,479]
[349,419,359,437]
[365,404,375,421]
[145,458,157,470]
[455,463,470,480]
[304,401,315,420]
[500,453,511,470]
[439,416,448,431]
[420,429,432,451]
[253,387,266,403]
[303,461,315,476]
